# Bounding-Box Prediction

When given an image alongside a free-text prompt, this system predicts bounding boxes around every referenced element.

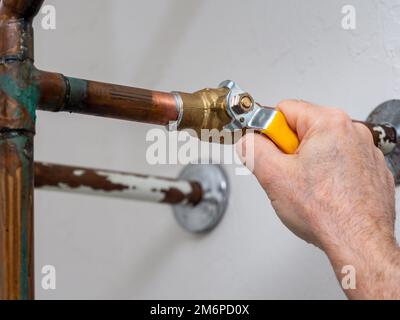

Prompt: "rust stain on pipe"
[161,182,203,205]
[35,162,203,206]
[0,0,396,301]
[35,162,130,192]
[360,122,397,154]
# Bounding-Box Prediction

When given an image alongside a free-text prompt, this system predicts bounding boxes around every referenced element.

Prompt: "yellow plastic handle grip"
[261,111,300,154]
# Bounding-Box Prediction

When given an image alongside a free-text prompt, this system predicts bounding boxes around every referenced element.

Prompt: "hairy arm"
[237,100,400,299]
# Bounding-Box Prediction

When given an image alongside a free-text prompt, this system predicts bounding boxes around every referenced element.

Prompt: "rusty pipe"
[34,162,203,206]
[34,162,230,234]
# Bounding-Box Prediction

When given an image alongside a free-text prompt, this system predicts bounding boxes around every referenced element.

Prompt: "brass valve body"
[177,87,231,136]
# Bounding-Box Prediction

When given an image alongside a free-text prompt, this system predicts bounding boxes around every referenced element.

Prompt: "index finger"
[276,99,324,140]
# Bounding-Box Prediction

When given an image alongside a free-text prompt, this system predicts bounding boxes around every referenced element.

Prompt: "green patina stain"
[67,77,87,91]
[66,77,88,107]
[0,74,39,122]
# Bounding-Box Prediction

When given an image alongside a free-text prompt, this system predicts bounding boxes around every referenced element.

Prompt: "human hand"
[237,100,400,299]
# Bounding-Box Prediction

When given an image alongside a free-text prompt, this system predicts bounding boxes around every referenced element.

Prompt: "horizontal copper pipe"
[34,162,203,206]
[36,71,179,126]
[35,69,398,153]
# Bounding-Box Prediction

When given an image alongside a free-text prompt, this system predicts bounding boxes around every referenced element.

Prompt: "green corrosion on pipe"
[0,74,39,122]
[0,65,38,300]
[65,76,88,109]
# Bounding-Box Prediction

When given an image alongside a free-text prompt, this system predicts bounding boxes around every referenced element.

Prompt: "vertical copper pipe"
[0,0,44,20]
[0,134,34,300]
[0,0,43,300]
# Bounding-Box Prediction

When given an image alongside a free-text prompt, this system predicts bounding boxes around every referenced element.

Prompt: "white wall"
[33,0,400,299]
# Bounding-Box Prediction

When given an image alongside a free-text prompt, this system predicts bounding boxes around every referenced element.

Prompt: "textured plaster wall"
[34,0,400,299]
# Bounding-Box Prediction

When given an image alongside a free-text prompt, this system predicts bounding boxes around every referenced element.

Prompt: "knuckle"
[297,99,315,111]
[355,123,374,143]
[324,108,352,129]
[277,99,312,111]
[327,108,350,122]
[359,123,373,137]
[276,99,295,110]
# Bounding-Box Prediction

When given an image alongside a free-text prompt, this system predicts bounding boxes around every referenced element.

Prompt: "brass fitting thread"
[175,87,233,141]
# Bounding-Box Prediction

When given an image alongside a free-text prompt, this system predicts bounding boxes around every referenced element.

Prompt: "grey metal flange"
[367,100,400,185]
[173,164,230,233]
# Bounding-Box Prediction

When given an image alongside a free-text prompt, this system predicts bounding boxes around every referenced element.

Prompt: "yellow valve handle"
[261,111,300,154]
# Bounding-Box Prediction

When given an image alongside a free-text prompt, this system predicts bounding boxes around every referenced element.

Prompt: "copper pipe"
[0,133,34,300]
[0,0,44,20]
[0,0,398,302]
[0,0,42,301]
[34,162,203,206]
[37,71,179,126]
[35,68,398,154]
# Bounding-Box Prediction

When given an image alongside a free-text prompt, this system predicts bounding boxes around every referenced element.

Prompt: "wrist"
[324,235,400,299]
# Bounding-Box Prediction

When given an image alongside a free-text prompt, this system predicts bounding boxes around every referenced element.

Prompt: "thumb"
[236,132,290,186]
